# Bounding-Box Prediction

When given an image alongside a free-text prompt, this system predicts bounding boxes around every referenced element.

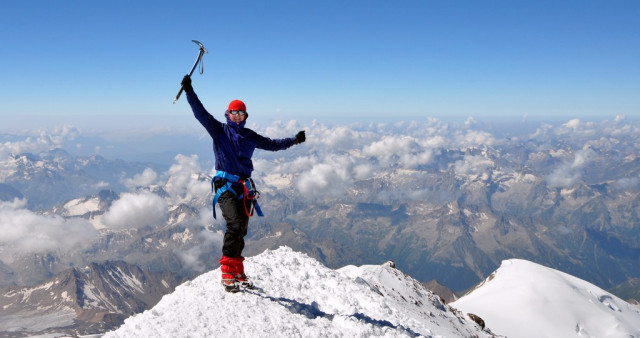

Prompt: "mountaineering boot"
[219,255,239,293]
[233,256,253,289]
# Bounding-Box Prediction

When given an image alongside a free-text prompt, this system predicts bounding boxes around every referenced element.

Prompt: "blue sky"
[1,1,639,130]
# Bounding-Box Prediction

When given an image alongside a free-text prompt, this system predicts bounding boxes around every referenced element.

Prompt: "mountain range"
[1,119,639,334]
[2,130,639,293]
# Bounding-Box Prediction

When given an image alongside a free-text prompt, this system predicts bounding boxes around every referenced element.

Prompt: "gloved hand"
[294,130,306,144]
[181,75,193,93]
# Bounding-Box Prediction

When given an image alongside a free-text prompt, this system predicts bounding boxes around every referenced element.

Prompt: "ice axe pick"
[173,40,208,104]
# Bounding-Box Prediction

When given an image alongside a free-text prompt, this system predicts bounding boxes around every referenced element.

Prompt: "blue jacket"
[186,91,296,178]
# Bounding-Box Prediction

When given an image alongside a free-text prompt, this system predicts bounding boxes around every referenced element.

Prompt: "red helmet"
[228,100,246,112]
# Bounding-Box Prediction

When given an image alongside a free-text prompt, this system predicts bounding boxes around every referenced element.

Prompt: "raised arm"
[182,75,224,138]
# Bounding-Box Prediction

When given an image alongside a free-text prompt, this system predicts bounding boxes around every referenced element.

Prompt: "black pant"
[217,189,251,257]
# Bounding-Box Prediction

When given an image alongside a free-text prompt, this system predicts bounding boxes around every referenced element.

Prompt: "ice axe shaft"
[173,40,208,104]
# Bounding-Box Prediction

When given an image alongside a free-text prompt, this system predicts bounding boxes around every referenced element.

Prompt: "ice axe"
[173,40,208,104]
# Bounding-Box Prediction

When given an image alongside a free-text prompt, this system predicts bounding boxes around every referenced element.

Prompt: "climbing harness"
[211,171,264,219]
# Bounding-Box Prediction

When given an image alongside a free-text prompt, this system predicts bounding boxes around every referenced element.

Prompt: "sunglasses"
[229,110,247,116]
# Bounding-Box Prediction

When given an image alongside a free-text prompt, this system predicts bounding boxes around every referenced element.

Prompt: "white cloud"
[555,118,598,138]
[525,118,640,147]
[572,148,595,167]
[363,135,414,160]
[353,163,374,180]
[257,155,319,176]
[546,148,596,188]
[614,177,640,190]
[164,154,210,202]
[102,191,168,229]
[4,118,640,265]
[421,135,447,148]
[307,123,378,153]
[547,169,581,189]
[0,126,79,158]
[0,126,81,180]
[95,181,110,189]
[363,135,435,169]
[296,156,354,198]
[176,229,223,272]
[464,117,477,128]
[454,155,495,177]
[565,118,582,130]
[0,198,98,263]
[454,130,496,148]
[125,168,158,189]
[258,120,301,139]
[166,118,639,205]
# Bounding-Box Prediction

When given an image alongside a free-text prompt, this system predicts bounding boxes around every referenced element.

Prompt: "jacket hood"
[225,111,247,129]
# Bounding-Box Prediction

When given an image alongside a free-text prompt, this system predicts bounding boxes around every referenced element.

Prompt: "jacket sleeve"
[253,132,296,152]
[186,91,224,138]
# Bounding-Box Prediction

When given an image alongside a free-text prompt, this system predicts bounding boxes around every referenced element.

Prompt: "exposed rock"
[0,261,183,336]
[468,313,486,329]
[423,280,457,304]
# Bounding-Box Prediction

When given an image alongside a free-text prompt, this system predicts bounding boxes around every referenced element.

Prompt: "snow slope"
[104,247,493,337]
[452,259,640,338]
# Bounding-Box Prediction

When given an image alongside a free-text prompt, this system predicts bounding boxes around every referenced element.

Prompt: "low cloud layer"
[102,191,168,229]
[164,154,210,203]
[0,198,98,263]
[175,229,224,272]
[0,126,79,181]
[248,116,639,201]
[124,168,158,189]
[1,115,638,263]
[547,148,597,188]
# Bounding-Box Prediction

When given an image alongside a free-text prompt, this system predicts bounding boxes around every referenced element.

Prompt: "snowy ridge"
[452,259,640,338]
[63,196,101,216]
[105,247,494,337]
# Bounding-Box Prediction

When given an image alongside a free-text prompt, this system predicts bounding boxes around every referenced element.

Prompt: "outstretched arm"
[254,130,305,151]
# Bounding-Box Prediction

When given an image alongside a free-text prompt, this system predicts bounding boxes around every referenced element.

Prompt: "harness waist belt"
[211,170,264,219]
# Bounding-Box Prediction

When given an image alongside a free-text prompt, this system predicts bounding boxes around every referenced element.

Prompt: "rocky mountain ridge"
[1,119,639,307]
[0,260,182,337]
[105,247,499,338]
[1,140,639,295]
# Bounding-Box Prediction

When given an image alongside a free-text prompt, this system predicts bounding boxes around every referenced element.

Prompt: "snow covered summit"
[452,259,640,338]
[104,247,494,337]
